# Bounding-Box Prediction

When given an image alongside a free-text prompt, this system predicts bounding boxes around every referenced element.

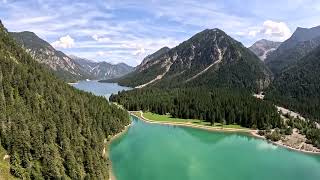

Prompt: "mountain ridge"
[113,28,272,92]
[265,25,320,74]
[70,55,134,80]
[9,31,91,81]
[266,45,320,121]
[10,31,133,81]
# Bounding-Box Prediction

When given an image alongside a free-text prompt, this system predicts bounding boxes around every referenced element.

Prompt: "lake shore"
[107,123,132,180]
[129,111,320,155]
[250,130,320,155]
[130,111,251,133]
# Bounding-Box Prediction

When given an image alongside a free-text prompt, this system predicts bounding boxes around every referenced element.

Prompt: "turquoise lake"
[72,81,320,180]
[110,116,320,180]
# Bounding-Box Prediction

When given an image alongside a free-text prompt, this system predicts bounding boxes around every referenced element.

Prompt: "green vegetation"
[142,112,247,129]
[111,88,283,130]
[266,45,320,122]
[287,118,320,148]
[265,128,282,141]
[143,112,200,123]
[0,21,130,179]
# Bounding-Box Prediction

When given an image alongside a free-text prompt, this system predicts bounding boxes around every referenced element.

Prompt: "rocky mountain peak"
[249,39,281,61]
[117,28,271,91]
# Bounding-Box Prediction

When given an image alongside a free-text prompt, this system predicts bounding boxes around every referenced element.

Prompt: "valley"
[1,1,320,179]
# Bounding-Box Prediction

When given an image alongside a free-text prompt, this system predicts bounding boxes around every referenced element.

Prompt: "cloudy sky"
[1,0,319,66]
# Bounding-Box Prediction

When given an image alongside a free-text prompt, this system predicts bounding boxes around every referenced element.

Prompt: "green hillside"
[0,21,130,179]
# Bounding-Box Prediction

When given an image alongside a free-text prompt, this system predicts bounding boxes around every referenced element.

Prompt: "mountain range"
[7,20,320,121]
[10,31,133,82]
[70,55,134,80]
[113,29,272,92]
[10,31,90,81]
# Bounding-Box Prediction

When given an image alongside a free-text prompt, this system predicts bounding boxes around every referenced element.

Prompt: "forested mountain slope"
[0,21,130,179]
[115,29,272,92]
[266,45,320,122]
[10,31,92,82]
[265,25,320,75]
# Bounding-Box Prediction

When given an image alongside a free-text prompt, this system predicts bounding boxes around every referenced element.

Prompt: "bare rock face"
[249,39,281,61]
[117,29,272,92]
[10,31,90,81]
[10,31,134,81]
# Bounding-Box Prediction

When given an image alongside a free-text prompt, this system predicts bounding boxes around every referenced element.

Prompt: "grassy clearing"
[143,112,200,123]
[0,145,16,180]
[141,112,248,129]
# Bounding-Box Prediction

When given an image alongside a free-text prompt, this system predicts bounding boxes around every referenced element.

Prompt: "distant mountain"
[9,31,133,81]
[249,39,281,61]
[70,55,134,80]
[265,25,320,74]
[266,45,320,121]
[10,31,91,81]
[114,29,272,92]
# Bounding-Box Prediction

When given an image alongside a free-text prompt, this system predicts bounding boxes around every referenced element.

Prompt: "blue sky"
[1,0,320,66]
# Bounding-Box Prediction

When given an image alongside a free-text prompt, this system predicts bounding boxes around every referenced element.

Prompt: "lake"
[110,116,320,180]
[71,80,131,99]
[72,81,320,180]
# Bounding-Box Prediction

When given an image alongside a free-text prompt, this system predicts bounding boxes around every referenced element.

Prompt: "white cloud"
[261,20,291,38]
[133,47,146,56]
[97,51,112,56]
[51,35,75,49]
[92,34,112,42]
[248,20,291,40]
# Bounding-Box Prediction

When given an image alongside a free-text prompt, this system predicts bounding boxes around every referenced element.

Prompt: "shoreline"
[130,111,251,133]
[250,131,320,155]
[107,123,132,180]
[129,111,320,155]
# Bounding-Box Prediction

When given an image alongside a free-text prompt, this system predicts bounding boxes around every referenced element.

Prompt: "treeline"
[0,21,130,179]
[110,88,283,129]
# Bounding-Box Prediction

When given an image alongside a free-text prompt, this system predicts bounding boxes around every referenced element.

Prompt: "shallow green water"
[110,116,320,180]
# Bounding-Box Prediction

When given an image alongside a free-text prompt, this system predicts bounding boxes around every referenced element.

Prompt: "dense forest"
[266,45,320,122]
[110,88,283,129]
[0,21,130,179]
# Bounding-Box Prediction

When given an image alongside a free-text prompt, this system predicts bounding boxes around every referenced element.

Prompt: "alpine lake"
[72,80,320,180]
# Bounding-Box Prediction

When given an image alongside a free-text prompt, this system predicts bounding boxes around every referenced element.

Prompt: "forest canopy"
[0,21,130,179]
